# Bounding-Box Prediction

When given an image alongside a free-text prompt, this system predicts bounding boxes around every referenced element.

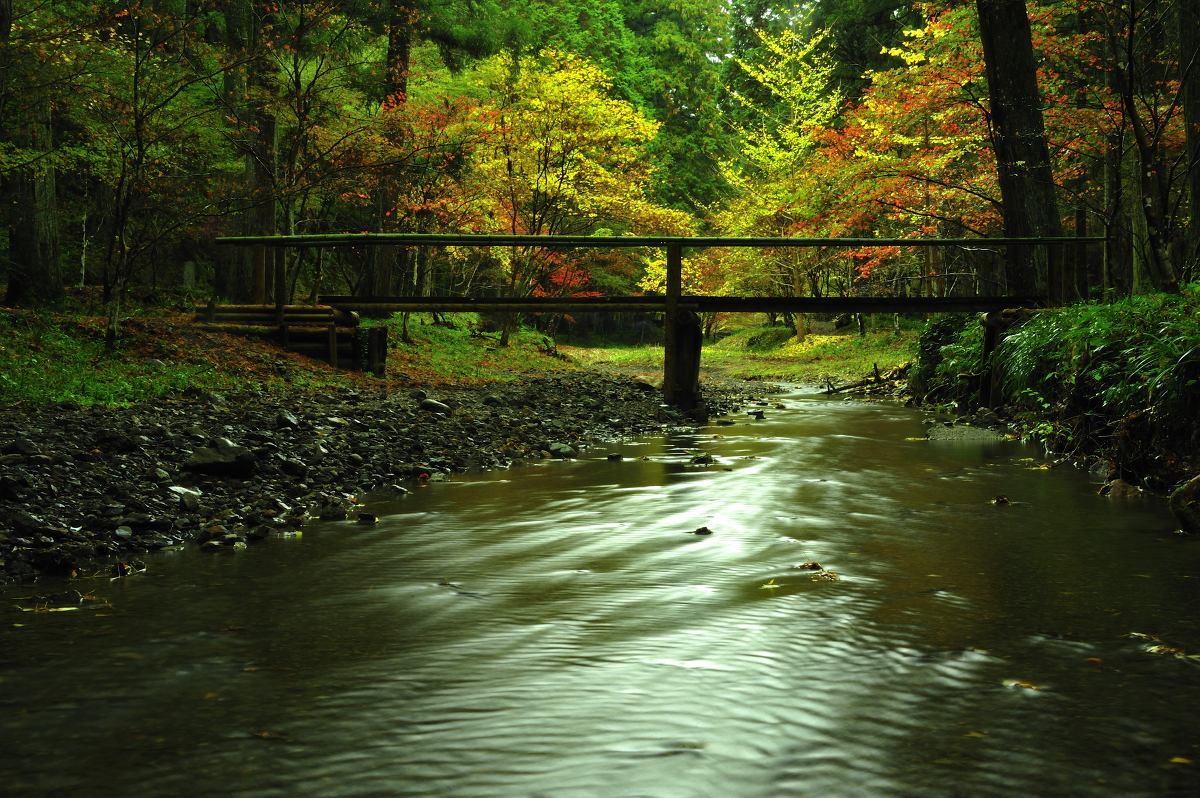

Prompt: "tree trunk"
[1111,2,1180,293]
[385,0,416,103]
[1182,0,1200,282]
[4,99,62,305]
[976,0,1063,296]
[250,0,276,304]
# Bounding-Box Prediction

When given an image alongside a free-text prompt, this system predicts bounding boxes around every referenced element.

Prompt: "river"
[2,388,1198,797]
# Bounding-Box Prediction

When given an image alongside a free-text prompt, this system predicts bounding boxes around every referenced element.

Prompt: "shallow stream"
[3,389,1199,797]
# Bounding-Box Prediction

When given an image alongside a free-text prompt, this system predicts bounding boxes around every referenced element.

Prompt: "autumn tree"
[469,48,690,343]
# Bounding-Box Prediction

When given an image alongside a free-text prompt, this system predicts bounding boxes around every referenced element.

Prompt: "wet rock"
[146,359,167,371]
[549,442,577,459]
[183,438,257,478]
[716,419,736,426]
[169,486,202,511]
[199,391,226,405]
[11,511,42,534]
[114,526,134,540]
[280,458,308,477]
[276,410,300,429]
[420,398,451,414]
[2,439,41,456]
[319,505,348,521]
[607,453,623,461]
[693,526,713,535]
[482,393,505,407]
[428,472,448,482]
[0,475,26,501]
[247,525,272,540]
[1169,475,1200,533]
[409,389,428,400]
[1102,479,1143,499]
[747,410,765,420]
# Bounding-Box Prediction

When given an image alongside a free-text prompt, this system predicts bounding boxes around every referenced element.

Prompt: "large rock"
[1169,475,1200,534]
[548,442,577,459]
[183,438,257,477]
[420,398,451,414]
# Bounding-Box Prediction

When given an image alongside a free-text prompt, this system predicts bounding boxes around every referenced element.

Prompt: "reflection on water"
[3,390,1199,797]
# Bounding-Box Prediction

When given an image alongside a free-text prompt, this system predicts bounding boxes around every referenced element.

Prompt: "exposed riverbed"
[3,388,1198,797]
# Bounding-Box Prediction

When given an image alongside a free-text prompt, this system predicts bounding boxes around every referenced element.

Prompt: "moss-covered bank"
[911,287,1200,494]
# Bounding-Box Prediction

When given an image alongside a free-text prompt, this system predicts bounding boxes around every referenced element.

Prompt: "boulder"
[1103,479,1143,499]
[420,398,451,414]
[183,438,257,477]
[1169,475,1200,534]
[482,393,505,407]
[548,442,577,459]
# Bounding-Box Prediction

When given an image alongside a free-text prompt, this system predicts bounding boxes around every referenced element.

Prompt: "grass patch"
[0,309,356,407]
[563,324,917,384]
[379,314,580,382]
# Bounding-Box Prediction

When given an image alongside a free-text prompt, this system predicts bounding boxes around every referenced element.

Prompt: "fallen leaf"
[964,731,987,738]
[1144,645,1186,657]
[795,561,822,571]
[759,579,781,590]
[1128,632,1159,640]
[204,692,219,699]
[1085,657,1103,663]
[1002,679,1045,690]
[1170,757,1192,764]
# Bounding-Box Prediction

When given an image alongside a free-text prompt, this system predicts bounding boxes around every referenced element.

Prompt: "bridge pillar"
[662,243,702,410]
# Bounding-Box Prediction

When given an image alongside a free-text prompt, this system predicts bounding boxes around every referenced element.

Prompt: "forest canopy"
[1,0,1198,323]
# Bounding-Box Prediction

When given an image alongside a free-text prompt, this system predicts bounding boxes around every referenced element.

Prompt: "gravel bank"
[0,371,775,585]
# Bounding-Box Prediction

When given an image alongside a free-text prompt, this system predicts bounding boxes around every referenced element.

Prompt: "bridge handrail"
[214,234,1103,249]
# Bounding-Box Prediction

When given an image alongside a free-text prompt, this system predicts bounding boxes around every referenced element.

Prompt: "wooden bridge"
[214,233,1103,409]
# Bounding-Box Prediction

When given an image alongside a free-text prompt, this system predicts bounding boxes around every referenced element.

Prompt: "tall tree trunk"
[1111,1,1180,293]
[976,0,1062,296]
[249,0,276,304]
[218,0,253,302]
[385,0,416,103]
[1182,0,1200,282]
[4,99,62,305]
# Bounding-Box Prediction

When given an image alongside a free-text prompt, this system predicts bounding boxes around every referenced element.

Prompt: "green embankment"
[914,286,1200,483]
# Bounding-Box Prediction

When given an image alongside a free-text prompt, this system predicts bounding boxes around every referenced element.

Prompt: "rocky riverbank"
[0,371,775,585]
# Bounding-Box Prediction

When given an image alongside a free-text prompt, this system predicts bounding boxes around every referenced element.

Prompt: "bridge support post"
[674,310,703,410]
[662,242,681,404]
[662,242,702,410]
[274,246,286,327]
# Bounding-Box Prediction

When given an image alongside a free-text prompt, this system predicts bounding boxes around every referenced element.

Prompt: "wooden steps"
[192,304,387,375]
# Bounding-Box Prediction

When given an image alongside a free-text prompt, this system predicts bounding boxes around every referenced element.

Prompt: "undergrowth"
[914,287,1200,481]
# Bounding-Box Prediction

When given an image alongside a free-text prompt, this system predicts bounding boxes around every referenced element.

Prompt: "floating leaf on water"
[1144,644,1186,657]
[904,437,927,441]
[964,731,988,738]
[1128,632,1159,640]
[759,579,781,590]
[992,495,1010,505]
[795,561,822,571]
[1002,679,1045,690]
[1170,757,1193,764]
[813,571,839,581]
[1086,657,1103,663]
